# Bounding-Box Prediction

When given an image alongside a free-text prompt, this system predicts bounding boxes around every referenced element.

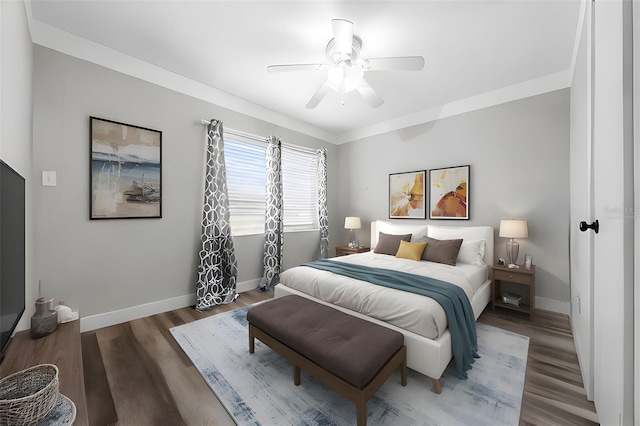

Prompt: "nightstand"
[335,245,370,257]
[491,264,536,320]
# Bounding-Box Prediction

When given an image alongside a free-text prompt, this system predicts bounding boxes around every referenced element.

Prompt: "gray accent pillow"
[373,232,412,255]
[415,236,463,265]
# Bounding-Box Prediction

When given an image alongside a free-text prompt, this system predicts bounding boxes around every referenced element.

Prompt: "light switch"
[42,171,56,187]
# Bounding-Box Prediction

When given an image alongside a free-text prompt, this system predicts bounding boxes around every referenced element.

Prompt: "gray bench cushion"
[247,295,404,388]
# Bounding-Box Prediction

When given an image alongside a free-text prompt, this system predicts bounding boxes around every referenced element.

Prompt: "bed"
[273,220,494,393]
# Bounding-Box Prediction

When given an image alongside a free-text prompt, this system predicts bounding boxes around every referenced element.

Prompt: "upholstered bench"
[247,295,407,426]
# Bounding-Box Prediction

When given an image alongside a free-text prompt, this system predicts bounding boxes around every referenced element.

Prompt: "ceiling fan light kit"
[327,64,363,92]
[267,19,424,109]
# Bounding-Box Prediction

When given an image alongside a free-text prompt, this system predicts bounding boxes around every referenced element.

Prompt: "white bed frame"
[274,222,494,393]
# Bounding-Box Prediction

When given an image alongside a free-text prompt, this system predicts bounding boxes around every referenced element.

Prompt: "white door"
[569,0,594,401]
[570,2,634,422]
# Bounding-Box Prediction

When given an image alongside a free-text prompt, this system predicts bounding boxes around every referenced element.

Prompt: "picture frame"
[90,116,162,219]
[524,254,533,269]
[429,165,470,220]
[389,170,426,219]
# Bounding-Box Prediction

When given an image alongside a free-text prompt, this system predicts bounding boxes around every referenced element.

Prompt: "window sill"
[232,228,320,237]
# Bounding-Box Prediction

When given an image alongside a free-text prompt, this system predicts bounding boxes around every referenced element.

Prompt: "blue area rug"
[171,304,528,426]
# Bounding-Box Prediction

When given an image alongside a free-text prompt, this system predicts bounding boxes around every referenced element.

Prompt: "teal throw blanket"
[302,259,479,379]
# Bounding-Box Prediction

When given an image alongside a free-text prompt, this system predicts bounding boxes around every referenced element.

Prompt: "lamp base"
[348,229,359,248]
[506,239,520,266]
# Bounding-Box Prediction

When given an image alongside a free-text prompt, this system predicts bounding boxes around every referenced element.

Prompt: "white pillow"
[427,225,489,265]
[376,220,428,240]
[457,239,487,265]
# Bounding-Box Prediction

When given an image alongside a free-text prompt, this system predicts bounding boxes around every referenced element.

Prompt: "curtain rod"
[200,119,265,143]
[200,119,318,154]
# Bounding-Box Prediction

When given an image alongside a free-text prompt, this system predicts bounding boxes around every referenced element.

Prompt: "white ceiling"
[27,1,582,143]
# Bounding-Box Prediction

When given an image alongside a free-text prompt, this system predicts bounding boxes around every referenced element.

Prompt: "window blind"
[282,146,319,232]
[224,138,319,235]
[224,138,266,235]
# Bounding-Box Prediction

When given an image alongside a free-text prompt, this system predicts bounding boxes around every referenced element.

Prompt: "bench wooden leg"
[294,365,301,386]
[248,324,255,353]
[432,378,443,394]
[356,395,367,426]
[401,359,407,386]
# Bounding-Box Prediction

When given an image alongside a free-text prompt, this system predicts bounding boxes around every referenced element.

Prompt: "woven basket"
[0,364,59,426]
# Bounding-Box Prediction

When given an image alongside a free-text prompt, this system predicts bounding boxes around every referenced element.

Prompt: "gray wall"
[31,43,570,319]
[337,89,571,306]
[1,1,34,332]
[32,46,339,318]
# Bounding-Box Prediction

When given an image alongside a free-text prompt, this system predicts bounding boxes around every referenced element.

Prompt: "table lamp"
[344,216,361,248]
[499,219,528,267]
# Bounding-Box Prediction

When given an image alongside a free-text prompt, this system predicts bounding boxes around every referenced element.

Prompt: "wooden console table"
[0,321,88,425]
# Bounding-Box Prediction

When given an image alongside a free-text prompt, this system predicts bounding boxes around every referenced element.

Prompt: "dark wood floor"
[82,289,599,425]
[479,309,599,426]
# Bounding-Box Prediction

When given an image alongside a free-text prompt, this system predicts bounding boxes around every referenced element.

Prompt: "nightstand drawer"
[493,269,532,285]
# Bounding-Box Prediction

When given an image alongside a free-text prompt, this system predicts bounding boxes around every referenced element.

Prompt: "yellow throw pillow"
[395,240,427,261]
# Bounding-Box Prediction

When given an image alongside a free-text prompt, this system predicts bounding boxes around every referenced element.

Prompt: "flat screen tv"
[0,159,25,363]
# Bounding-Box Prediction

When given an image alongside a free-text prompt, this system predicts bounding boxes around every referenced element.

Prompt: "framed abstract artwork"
[90,116,162,219]
[389,170,426,219]
[524,254,533,269]
[429,165,469,220]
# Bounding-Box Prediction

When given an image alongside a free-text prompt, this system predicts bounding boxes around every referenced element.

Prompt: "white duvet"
[278,252,488,339]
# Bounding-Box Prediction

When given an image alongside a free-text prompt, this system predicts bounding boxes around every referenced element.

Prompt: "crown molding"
[27,14,338,144]
[336,70,572,144]
[25,2,572,146]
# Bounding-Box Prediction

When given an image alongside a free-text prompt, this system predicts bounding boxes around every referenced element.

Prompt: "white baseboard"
[80,281,568,332]
[536,296,570,316]
[237,278,261,293]
[80,279,261,332]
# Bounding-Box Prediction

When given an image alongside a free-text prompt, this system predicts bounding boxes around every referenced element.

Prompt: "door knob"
[579,220,599,234]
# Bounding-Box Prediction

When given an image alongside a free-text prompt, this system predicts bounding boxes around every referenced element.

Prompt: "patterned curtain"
[259,136,283,291]
[195,120,238,311]
[317,148,329,259]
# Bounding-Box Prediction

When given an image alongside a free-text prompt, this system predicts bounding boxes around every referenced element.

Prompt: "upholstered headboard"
[370,220,494,265]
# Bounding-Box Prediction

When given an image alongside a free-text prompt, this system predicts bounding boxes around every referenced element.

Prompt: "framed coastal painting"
[429,165,469,220]
[389,170,426,219]
[90,117,162,219]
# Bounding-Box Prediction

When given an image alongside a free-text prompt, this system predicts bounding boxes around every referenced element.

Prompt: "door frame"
[633,1,640,423]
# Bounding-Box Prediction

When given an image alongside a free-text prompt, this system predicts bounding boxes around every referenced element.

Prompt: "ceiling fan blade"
[355,79,384,108]
[267,64,329,73]
[332,19,353,55]
[362,56,425,71]
[305,80,333,109]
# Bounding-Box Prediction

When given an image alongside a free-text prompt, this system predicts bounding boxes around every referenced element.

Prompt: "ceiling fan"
[267,19,425,109]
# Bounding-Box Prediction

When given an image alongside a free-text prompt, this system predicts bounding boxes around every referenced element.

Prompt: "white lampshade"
[499,220,528,239]
[344,216,361,230]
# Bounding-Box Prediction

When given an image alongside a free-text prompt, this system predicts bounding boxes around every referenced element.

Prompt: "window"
[282,146,319,232]
[224,137,319,236]
[224,138,266,235]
